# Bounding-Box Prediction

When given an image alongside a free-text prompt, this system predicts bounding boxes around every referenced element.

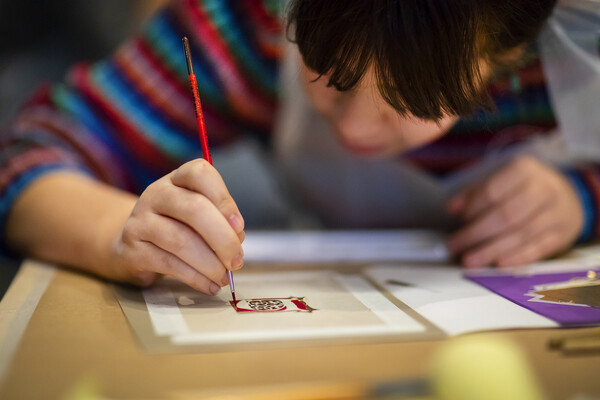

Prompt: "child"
[0,0,594,295]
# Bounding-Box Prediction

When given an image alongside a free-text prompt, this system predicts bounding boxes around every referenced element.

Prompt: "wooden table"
[0,260,599,399]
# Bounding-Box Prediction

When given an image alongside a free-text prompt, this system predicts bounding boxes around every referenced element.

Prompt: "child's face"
[300,62,459,158]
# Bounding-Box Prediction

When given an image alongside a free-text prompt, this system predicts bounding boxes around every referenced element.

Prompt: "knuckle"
[217,196,238,215]
[145,181,173,207]
[172,158,212,185]
[164,229,187,254]
[183,193,211,214]
[189,158,212,177]
[159,252,178,275]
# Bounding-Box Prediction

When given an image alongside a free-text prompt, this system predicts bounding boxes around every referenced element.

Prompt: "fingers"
[448,157,530,219]
[133,240,222,295]
[170,159,244,234]
[151,179,244,272]
[447,182,549,254]
[138,213,230,285]
[447,156,585,269]
[496,231,564,267]
[117,159,247,293]
[460,210,553,268]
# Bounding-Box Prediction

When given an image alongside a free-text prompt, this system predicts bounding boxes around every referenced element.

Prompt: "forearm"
[5,171,137,281]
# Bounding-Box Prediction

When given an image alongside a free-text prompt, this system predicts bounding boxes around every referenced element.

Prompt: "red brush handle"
[188,73,212,165]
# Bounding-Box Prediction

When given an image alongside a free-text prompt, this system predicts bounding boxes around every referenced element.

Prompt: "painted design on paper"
[230,296,316,313]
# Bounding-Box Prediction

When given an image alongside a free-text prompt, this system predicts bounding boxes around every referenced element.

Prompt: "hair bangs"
[287,1,374,92]
[373,0,492,121]
[288,0,557,122]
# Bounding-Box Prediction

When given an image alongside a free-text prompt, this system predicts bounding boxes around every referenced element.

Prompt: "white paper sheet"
[143,271,426,346]
[365,265,558,336]
[242,230,449,263]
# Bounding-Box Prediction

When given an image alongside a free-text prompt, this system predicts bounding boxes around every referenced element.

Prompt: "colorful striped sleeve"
[564,168,600,244]
[0,0,282,251]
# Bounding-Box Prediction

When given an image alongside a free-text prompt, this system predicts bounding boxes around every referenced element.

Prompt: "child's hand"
[110,159,245,294]
[446,156,583,268]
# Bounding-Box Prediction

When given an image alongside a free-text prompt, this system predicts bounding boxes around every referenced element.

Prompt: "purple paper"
[466,269,600,326]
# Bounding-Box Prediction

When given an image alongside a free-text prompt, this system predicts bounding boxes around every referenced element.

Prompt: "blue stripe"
[92,62,201,161]
[207,0,279,95]
[566,170,597,243]
[0,164,91,252]
[52,85,156,189]
[147,11,227,109]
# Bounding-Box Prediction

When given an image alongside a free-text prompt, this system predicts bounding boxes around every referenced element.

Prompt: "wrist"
[563,169,598,244]
[92,190,138,281]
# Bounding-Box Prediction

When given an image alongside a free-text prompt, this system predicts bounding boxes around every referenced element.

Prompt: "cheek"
[299,67,340,115]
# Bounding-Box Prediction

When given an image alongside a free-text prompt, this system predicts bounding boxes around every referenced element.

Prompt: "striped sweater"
[0,0,598,247]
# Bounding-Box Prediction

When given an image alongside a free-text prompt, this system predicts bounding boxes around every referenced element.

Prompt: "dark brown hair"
[287,0,557,121]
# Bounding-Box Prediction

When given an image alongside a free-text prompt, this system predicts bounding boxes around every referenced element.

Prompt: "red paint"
[291,299,308,310]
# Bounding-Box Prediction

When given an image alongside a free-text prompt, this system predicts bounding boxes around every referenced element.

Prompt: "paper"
[116,270,433,351]
[242,230,449,263]
[364,265,558,336]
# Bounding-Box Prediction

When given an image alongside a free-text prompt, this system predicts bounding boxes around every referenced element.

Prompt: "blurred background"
[0,0,166,297]
[0,0,166,125]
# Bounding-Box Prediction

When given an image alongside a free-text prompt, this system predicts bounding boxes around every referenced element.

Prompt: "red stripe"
[0,147,76,190]
[243,0,283,59]
[182,0,275,128]
[70,64,178,172]
[115,42,196,133]
[135,37,244,146]
[14,108,133,191]
[244,0,281,33]
[15,115,110,183]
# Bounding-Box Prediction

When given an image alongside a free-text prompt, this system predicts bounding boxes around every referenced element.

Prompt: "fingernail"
[231,252,244,270]
[209,282,220,295]
[228,214,244,232]
[221,275,230,286]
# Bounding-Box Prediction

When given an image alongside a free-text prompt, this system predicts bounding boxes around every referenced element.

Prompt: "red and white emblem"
[230,296,316,313]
